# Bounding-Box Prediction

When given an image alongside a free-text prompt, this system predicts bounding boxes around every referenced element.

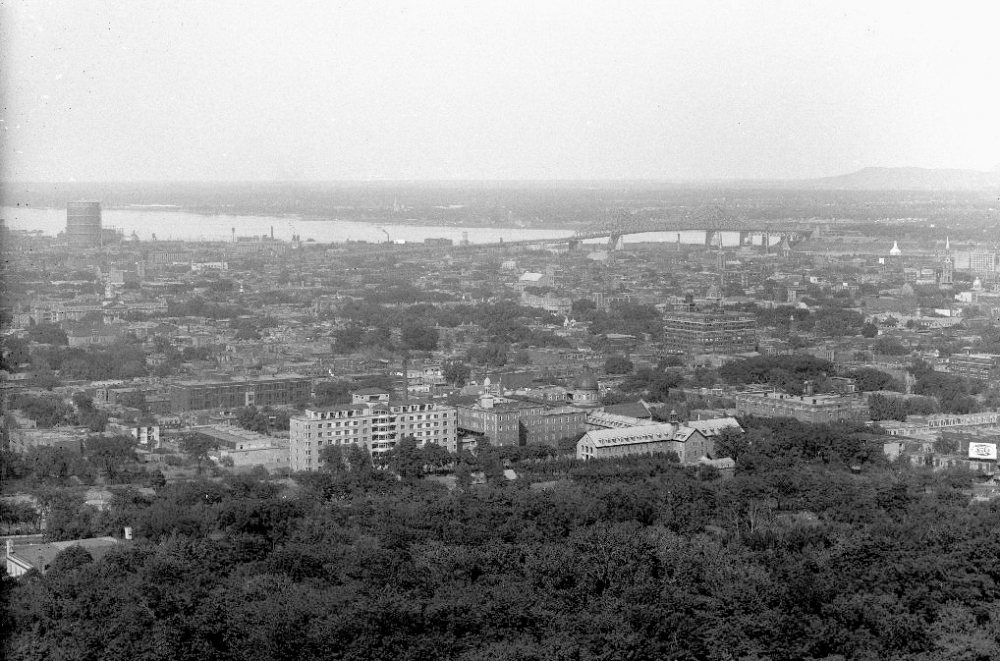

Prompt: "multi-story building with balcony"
[289,395,457,471]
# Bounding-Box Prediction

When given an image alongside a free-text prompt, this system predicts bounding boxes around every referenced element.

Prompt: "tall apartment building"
[734,390,868,424]
[168,374,311,412]
[970,251,997,274]
[66,201,102,248]
[662,310,757,355]
[949,353,1000,382]
[289,398,457,471]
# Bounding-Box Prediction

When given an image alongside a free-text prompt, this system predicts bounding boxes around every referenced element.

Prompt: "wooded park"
[2,417,999,660]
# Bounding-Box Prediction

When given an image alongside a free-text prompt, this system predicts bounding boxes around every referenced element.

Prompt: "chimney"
[124,526,133,540]
[669,409,679,424]
[403,356,410,403]
[6,539,12,556]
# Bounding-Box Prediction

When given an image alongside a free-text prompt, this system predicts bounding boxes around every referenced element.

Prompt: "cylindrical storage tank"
[66,201,102,247]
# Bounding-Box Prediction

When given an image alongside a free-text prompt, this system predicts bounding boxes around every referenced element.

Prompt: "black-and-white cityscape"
[2,3,1000,659]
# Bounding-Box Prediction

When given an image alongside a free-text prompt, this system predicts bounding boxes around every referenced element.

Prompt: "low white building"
[576,422,714,464]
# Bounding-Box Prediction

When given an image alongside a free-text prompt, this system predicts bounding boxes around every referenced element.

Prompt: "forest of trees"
[7,337,150,386]
[4,417,1000,660]
[867,392,940,422]
[718,355,835,395]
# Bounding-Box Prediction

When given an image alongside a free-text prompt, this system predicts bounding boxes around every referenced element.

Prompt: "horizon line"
[3,165,999,187]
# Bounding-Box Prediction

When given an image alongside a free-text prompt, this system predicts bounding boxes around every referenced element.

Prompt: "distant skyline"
[2,1,998,182]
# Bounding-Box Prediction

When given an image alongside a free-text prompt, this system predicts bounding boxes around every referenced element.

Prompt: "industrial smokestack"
[403,356,409,403]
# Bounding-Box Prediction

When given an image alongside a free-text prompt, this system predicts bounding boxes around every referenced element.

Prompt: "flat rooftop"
[739,391,859,403]
[173,373,308,386]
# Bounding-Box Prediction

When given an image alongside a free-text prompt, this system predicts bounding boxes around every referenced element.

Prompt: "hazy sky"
[2,1,998,181]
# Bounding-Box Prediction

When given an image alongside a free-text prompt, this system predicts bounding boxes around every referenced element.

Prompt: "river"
[2,206,769,247]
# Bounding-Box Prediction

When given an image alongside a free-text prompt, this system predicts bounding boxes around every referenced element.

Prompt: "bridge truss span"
[569,206,815,248]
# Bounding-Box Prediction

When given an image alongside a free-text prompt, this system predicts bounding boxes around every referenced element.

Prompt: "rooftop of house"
[173,373,308,386]
[686,417,743,436]
[7,537,121,575]
[738,391,860,403]
[352,387,391,395]
[601,401,653,419]
[581,422,702,448]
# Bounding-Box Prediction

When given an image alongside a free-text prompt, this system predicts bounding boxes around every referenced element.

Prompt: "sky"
[2,1,998,182]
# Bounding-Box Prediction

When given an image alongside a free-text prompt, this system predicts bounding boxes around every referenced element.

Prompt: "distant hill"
[789,166,1000,191]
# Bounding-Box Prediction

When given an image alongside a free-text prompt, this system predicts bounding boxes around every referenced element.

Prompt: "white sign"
[968,443,997,460]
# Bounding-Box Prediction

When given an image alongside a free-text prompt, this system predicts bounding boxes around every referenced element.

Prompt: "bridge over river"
[348,206,883,258]
[511,206,819,251]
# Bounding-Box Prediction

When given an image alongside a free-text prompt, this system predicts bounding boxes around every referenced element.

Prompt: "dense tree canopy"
[400,323,439,351]
[619,367,683,401]
[873,336,911,356]
[719,355,835,395]
[847,367,903,393]
[26,322,69,346]
[442,360,471,386]
[603,355,634,375]
[28,341,149,381]
[869,393,940,422]
[10,393,74,428]
[5,417,999,660]
[810,307,866,336]
[912,371,981,414]
[85,435,138,481]
[311,380,351,408]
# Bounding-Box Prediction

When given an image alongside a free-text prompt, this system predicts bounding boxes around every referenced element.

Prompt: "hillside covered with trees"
[3,419,1000,660]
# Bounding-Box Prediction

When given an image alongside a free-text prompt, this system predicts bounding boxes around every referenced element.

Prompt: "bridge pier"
[738,231,751,246]
[705,230,717,247]
[762,232,770,254]
[568,239,580,251]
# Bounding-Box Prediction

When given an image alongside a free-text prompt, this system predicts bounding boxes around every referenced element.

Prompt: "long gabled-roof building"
[576,422,715,464]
